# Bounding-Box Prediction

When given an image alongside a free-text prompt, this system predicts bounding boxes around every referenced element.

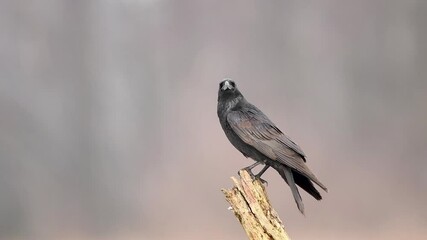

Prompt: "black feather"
[217,79,327,214]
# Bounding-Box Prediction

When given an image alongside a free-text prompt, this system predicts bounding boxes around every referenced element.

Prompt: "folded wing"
[227,107,327,191]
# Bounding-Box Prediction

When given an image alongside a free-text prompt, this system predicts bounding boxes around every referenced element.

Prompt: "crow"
[217,79,327,214]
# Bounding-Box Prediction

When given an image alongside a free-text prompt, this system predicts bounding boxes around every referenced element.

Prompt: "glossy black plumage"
[217,79,327,214]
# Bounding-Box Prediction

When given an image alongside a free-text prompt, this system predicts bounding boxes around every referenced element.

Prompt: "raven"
[217,79,327,214]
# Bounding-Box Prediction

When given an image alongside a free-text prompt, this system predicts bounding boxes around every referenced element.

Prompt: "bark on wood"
[222,170,291,240]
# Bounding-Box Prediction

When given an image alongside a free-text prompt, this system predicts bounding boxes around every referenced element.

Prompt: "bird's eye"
[230,81,236,87]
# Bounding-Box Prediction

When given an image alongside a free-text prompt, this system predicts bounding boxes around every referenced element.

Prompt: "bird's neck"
[218,95,246,119]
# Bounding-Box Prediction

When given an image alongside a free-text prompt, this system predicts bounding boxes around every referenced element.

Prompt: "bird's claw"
[255,175,268,186]
[238,168,268,186]
[238,167,253,177]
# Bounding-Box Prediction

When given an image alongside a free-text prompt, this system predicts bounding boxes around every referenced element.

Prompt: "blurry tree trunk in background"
[222,170,291,240]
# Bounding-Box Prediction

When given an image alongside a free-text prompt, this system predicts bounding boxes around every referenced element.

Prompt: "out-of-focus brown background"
[1,0,427,239]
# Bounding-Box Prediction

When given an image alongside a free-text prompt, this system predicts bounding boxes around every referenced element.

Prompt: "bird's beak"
[222,81,233,90]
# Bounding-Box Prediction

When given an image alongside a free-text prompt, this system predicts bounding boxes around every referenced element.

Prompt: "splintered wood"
[222,170,291,240]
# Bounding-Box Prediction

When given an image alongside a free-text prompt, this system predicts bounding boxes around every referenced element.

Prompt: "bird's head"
[219,78,236,91]
[217,79,244,109]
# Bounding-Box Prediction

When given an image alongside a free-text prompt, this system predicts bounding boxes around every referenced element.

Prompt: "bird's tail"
[293,171,322,200]
[273,164,305,215]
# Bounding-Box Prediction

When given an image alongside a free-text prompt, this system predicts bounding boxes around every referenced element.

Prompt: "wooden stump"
[222,170,291,240]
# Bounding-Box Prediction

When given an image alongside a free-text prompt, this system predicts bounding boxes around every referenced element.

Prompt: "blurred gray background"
[1,0,427,239]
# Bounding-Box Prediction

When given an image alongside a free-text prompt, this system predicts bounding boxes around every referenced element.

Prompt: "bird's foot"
[238,166,256,177]
[238,162,261,176]
[238,168,254,178]
[254,174,268,186]
[238,168,268,186]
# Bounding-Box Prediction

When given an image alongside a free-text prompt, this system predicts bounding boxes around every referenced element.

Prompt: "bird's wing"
[281,133,306,160]
[227,108,327,191]
[234,107,306,158]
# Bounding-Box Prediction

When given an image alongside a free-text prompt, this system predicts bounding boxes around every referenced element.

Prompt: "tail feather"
[277,165,305,214]
[293,171,322,200]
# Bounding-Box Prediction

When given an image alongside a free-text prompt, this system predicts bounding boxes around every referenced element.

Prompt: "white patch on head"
[221,80,233,90]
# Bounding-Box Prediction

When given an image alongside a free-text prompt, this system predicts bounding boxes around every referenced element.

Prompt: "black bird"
[217,79,327,214]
